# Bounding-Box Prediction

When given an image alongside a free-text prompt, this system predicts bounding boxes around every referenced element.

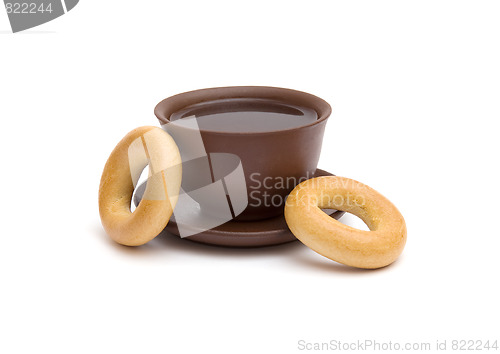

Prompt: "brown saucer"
[133,169,344,247]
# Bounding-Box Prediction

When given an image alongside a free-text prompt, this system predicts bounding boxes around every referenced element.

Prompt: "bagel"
[99,126,182,246]
[285,176,406,269]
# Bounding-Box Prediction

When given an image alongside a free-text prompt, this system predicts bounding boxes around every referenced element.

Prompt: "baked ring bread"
[285,176,406,269]
[99,126,182,246]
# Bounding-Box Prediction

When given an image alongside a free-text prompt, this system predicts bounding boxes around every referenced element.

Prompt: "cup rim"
[154,86,332,136]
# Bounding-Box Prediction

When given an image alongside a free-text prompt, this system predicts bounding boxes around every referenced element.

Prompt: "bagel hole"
[131,167,149,212]
[322,209,370,231]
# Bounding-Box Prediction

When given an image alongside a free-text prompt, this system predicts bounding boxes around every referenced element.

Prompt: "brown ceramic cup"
[155,86,331,221]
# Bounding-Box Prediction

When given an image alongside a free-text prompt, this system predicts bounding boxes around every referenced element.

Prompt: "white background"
[1,1,499,353]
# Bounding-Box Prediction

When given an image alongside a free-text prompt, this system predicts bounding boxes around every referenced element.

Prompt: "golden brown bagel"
[99,126,182,246]
[285,176,406,269]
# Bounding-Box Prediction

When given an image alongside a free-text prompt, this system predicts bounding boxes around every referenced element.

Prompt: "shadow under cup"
[155,86,332,221]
